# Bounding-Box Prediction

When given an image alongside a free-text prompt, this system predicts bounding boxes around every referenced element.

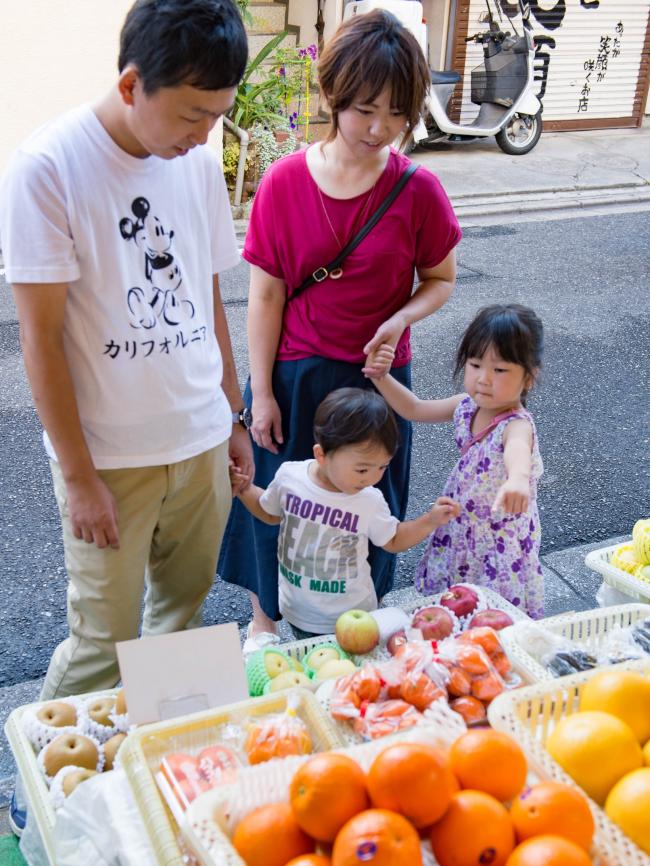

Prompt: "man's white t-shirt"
[0,105,240,468]
[260,460,399,634]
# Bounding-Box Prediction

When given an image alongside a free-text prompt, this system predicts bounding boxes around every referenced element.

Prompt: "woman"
[219,9,462,641]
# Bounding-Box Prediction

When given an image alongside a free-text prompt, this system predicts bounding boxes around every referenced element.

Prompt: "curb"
[232,181,650,236]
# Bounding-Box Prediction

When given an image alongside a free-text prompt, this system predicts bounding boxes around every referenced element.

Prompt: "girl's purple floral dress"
[415,395,544,618]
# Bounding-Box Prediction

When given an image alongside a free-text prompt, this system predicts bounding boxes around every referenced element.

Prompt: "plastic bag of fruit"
[436,636,506,705]
[351,699,424,740]
[379,641,449,711]
[243,691,313,765]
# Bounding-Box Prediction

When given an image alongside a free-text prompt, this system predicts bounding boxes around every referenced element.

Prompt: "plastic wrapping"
[243,691,313,764]
[436,634,507,708]
[53,769,158,866]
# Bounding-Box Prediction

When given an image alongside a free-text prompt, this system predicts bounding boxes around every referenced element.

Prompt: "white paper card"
[116,623,248,725]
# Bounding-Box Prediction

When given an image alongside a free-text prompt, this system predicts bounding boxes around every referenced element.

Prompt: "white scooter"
[343,0,543,155]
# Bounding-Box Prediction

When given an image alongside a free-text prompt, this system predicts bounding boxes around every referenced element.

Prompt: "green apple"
[335,609,380,655]
[268,671,312,692]
[315,658,358,680]
[263,650,291,678]
[305,646,340,671]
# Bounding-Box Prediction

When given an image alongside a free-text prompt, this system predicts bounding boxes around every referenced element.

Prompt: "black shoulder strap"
[289,162,419,301]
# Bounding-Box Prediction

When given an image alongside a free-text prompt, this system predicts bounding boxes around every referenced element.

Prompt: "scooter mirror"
[477,11,490,23]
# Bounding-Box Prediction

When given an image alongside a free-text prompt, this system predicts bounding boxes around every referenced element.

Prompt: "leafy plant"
[222,139,251,189]
[230,31,290,130]
[251,124,298,177]
[235,0,253,27]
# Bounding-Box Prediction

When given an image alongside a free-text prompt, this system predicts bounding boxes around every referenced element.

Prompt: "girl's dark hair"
[455,304,544,399]
[119,0,248,94]
[317,10,429,147]
[314,387,399,456]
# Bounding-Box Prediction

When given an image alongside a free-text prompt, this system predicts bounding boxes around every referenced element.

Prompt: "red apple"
[335,609,380,655]
[440,584,479,618]
[386,629,408,656]
[468,608,514,631]
[411,606,455,640]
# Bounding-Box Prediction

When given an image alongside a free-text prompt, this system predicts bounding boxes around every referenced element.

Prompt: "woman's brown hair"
[317,9,429,146]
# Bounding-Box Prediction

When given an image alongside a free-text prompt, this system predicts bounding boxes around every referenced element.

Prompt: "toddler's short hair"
[314,387,399,456]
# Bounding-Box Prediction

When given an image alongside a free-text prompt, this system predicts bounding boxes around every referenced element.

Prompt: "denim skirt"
[217,356,412,620]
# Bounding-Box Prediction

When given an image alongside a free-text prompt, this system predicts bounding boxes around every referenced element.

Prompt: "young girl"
[232,387,459,637]
[364,304,544,618]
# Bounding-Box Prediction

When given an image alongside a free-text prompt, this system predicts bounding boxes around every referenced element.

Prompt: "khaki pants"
[41,441,231,699]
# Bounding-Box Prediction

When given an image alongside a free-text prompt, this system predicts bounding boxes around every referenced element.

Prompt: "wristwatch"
[232,407,253,430]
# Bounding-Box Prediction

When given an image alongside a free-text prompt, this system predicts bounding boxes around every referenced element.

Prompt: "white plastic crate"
[586,542,650,603]
[488,659,650,866]
[502,603,650,682]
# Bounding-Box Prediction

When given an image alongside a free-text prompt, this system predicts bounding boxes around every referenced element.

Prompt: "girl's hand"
[492,476,530,515]
[250,393,283,454]
[429,496,461,527]
[362,343,395,379]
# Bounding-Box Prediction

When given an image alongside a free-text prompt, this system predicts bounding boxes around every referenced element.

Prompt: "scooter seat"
[430,70,462,85]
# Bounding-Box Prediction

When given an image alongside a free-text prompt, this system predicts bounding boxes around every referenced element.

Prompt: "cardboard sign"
[116,623,248,725]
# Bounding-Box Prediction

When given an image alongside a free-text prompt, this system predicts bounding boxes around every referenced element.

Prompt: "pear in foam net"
[36,701,77,728]
[62,768,98,797]
[43,733,100,777]
[115,688,127,716]
[104,733,127,771]
[87,697,116,727]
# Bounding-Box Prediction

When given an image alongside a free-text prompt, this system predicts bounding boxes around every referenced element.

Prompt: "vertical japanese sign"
[457,1,650,125]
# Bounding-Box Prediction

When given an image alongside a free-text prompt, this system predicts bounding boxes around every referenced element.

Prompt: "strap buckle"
[312,266,329,282]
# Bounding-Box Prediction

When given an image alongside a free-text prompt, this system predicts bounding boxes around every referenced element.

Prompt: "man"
[1,0,251,767]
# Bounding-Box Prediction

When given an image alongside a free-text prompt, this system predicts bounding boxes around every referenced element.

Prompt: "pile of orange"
[231,729,598,866]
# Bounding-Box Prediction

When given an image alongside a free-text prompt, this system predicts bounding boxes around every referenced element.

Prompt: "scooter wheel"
[495,110,542,155]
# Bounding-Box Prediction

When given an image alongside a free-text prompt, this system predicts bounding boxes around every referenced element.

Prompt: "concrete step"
[249,1,288,33]
[450,182,650,221]
[247,29,297,64]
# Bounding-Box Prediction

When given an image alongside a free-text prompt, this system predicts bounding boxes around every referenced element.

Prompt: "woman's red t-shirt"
[242,147,461,367]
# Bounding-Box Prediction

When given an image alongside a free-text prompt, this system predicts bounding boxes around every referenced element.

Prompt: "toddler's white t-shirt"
[260,460,399,633]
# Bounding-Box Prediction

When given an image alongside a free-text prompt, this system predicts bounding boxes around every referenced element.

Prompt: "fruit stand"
[5,540,650,866]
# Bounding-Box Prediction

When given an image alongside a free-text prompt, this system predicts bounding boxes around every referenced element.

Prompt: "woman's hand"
[250,393,284,454]
[362,343,395,380]
[363,314,408,358]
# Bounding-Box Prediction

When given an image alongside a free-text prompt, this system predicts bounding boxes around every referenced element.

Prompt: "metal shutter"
[449,1,650,130]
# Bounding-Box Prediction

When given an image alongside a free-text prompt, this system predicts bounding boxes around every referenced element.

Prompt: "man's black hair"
[119,0,248,93]
[314,387,399,456]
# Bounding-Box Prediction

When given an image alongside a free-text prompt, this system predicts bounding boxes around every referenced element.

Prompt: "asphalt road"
[0,211,648,688]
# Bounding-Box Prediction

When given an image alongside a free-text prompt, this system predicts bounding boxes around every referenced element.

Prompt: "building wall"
[0,1,224,177]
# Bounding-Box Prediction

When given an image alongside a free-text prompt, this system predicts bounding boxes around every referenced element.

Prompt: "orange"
[232,802,314,866]
[579,670,650,743]
[605,767,650,854]
[332,808,422,866]
[430,789,516,866]
[290,753,369,842]
[510,781,594,850]
[546,711,643,805]
[449,729,528,802]
[367,742,459,828]
[286,857,332,866]
[505,834,593,865]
